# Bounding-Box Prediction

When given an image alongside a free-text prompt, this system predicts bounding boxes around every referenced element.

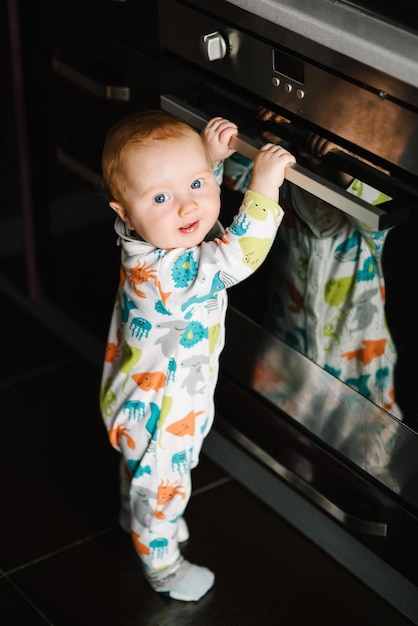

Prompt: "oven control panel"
[200,29,306,98]
[160,1,311,116]
[159,0,418,179]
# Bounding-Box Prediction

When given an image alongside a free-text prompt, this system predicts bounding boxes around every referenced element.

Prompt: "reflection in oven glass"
[223,93,414,489]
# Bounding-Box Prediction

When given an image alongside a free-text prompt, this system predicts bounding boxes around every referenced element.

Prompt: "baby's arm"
[249,143,296,202]
[201,117,238,165]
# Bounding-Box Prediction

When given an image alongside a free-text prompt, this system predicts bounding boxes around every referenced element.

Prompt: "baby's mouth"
[179,220,199,233]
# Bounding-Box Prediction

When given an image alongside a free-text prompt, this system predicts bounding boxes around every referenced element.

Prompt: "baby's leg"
[126,390,215,601]
[119,457,190,541]
[129,452,214,601]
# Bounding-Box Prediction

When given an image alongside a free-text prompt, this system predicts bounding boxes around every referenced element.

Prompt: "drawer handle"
[56,148,102,188]
[52,56,130,102]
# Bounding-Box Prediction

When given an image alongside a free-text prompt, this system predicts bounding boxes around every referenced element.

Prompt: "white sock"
[146,556,214,602]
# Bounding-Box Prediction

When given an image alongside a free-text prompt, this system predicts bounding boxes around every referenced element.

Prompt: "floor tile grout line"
[3,527,114,576]
[192,475,232,496]
[2,575,54,625]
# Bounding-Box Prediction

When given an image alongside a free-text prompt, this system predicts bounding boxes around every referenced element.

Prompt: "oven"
[158,0,418,621]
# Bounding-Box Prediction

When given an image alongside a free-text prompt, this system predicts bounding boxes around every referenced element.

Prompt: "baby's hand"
[249,143,296,202]
[202,117,238,165]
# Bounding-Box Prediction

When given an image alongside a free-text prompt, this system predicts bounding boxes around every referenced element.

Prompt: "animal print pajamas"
[100,188,284,572]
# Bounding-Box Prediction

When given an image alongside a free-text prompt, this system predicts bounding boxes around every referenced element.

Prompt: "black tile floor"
[1,278,415,626]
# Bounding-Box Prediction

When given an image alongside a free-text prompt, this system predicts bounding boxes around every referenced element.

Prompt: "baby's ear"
[109,201,133,229]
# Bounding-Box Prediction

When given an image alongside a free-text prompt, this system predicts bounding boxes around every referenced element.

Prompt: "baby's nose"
[178,197,197,216]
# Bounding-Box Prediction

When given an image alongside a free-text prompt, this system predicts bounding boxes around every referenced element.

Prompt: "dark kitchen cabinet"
[4,0,160,340]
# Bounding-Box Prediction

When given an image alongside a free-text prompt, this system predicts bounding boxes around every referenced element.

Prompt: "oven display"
[273,49,305,84]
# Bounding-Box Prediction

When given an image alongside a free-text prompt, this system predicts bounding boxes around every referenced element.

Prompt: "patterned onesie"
[100,188,284,573]
[267,179,400,417]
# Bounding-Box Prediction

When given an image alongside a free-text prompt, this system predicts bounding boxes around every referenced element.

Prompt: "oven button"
[297,89,305,99]
[272,77,281,87]
[284,83,293,93]
[200,31,227,61]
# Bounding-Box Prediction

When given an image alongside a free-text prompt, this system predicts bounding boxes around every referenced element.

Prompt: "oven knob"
[200,32,227,61]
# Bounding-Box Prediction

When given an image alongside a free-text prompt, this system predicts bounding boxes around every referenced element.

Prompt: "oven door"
[161,89,415,230]
[160,74,418,591]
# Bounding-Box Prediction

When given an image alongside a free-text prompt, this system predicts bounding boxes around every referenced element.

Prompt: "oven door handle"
[161,94,409,231]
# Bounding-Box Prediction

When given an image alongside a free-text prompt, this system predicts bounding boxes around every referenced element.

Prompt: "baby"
[99,109,295,601]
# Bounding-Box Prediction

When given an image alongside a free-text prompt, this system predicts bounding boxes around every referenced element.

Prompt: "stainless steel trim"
[217,416,388,536]
[222,0,418,90]
[52,57,130,102]
[161,93,396,230]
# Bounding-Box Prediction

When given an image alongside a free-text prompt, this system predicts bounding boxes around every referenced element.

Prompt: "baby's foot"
[146,556,214,602]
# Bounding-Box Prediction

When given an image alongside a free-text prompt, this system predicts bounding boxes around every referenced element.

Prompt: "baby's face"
[112,131,221,249]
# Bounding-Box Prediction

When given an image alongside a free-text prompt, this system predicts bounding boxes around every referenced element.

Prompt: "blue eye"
[191,179,202,189]
[154,193,168,204]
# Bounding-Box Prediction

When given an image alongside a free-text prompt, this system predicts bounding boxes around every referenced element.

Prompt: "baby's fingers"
[205,117,237,136]
[258,143,296,164]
